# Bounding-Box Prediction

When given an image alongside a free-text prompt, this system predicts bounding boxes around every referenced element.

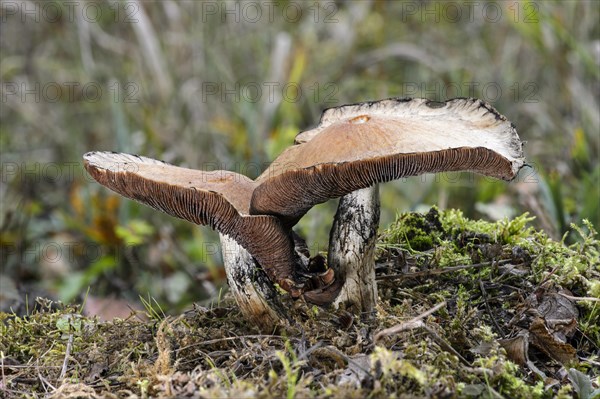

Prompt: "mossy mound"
[1,210,599,398]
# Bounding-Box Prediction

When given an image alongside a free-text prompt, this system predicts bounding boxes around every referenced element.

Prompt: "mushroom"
[84,97,525,328]
[83,152,335,329]
[252,97,525,312]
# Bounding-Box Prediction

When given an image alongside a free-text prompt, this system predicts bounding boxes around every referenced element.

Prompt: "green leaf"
[56,314,82,333]
[568,368,592,399]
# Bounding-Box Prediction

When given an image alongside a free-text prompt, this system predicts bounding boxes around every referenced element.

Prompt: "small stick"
[374,301,470,366]
[59,333,74,381]
[579,357,600,366]
[375,301,446,342]
[421,324,470,366]
[1,352,6,393]
[319,346,374,379]
[558,293,600,302]
[175,334,293,353]
[479,280,505,339]
[376,259,512,281]
[38,371,56,393]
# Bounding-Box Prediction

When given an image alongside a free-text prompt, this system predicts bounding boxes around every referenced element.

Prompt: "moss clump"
[380,207,445,251]
[468,352,545,398]
[377,208,599,397]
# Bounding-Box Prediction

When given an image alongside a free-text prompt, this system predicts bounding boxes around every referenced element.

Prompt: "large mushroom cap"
[83,151,299,292]
[251,97,525,226]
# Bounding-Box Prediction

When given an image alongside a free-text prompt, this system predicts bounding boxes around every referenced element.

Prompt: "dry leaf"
[529,318,577,365]
[499,330,529,366]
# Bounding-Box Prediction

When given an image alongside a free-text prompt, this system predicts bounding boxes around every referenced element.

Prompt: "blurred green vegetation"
[1,1,598,311]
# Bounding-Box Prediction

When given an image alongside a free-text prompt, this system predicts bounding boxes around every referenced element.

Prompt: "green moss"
[381,209,599,302]
[378,208,600,384]
[380,207,445,252]
[471,354,545,399]
[440,209,538,245]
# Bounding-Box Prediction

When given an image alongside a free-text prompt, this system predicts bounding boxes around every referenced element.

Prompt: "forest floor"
[1,208,599,398]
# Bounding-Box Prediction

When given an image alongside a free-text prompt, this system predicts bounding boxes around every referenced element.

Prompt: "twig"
[375,301,446,342]
[374,301,470,366]
[89,24,129,54]
[579,357,600,366]
[526,360,547,380]
[75,2,95,72]
[1,352,5,392]
[59,333,74,381]
[421,324,470,366]
[298,342,374,381]
[0,365,61,369]
[318,346,374,380]
[175,334,294,353]
[352,43,444,72]
[479,280,505,339]
[376,259,512,281]
[297,341,324,361]
[558,293,600,302]
[536,264,560,287]
[130,0,172,96]
[38,371,56,393]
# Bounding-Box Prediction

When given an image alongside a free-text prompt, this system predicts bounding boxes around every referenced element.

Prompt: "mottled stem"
[219,234,288,332]
[328,186,380,317]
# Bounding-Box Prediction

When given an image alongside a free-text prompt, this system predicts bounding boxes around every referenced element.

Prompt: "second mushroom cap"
[250,97,525,227]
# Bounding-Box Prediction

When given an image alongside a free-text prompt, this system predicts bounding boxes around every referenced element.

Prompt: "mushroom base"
[219,234,289,331]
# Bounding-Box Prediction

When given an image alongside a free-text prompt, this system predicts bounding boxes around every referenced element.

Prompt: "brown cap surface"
[251,97,525,226]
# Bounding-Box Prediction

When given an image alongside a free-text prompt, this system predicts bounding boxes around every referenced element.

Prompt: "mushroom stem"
[328,185,380,317]
[219,234,289,331]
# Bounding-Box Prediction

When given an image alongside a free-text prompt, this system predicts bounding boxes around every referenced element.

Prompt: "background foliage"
[1,0,598,312]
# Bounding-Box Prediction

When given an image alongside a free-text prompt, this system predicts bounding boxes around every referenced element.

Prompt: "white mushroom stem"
[219,234,288,331]
[328,185,380,317]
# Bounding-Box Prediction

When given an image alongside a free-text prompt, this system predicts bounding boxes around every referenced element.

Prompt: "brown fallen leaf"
[545,318,578,342]
[529,318,577,365]
[537,291,579,322]
[499,330,529,366]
